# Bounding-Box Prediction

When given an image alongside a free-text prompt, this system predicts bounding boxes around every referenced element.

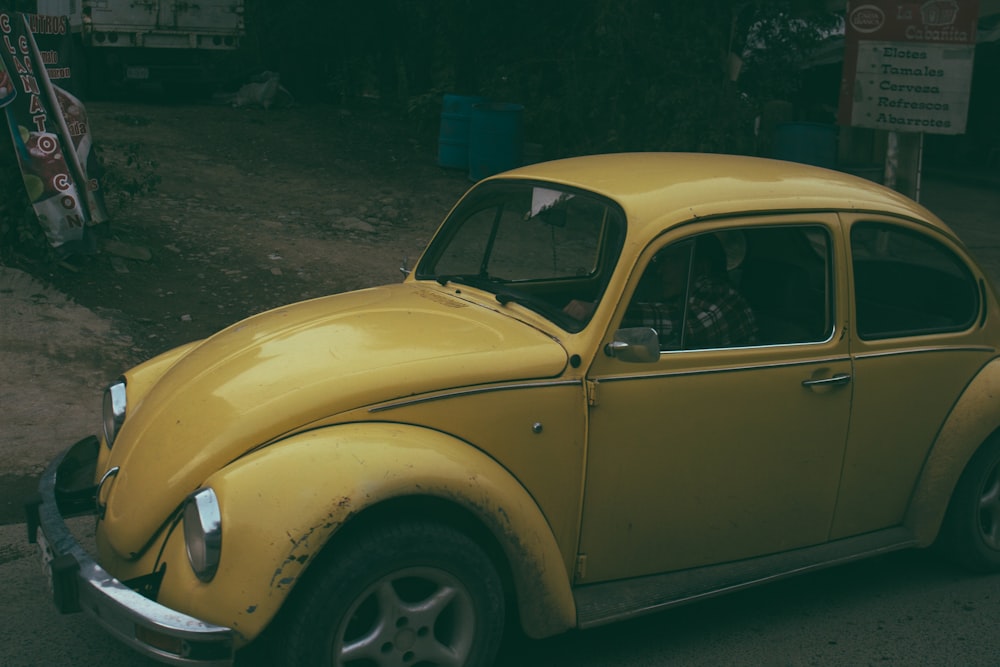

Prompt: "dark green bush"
[0,130,160,262]
[245,0,839,159]
[0,134,48,262]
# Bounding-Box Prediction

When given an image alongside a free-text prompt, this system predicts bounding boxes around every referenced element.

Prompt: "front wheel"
[278,521,505,667]
[938,437,1000,572]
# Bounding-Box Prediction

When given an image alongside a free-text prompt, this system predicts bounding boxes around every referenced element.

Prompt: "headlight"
[184,488,222,582]
[102,380,127,449]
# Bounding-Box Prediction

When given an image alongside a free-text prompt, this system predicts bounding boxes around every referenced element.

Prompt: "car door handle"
[801,373,852,388]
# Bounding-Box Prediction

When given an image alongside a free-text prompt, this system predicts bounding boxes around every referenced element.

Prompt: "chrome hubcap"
[333,567,475,667]
[979,460,1000,551]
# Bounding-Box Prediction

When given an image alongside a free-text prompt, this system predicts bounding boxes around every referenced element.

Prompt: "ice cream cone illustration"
[0,57,16,108]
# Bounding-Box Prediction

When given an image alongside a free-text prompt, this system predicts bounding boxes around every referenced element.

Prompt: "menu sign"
[838,1,980,134]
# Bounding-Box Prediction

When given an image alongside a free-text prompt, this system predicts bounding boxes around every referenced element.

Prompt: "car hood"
[102,283,568,556]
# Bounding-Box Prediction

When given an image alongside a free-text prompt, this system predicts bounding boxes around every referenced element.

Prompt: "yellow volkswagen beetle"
[27,153,1000,666]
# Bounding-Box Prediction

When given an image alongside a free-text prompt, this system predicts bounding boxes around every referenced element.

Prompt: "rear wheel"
[279,521,505,666]
[939,437,1000,572]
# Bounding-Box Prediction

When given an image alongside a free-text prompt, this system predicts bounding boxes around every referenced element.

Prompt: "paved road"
[2,176,999,666]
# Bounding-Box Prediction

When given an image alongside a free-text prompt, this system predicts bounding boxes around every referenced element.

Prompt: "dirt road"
[45,100,471,356]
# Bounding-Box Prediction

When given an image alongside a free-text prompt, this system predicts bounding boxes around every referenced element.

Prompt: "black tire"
[278,521,505,667]
[938,437,1000,573]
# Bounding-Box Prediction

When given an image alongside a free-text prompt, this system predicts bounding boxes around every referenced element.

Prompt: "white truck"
[36,0,245,91]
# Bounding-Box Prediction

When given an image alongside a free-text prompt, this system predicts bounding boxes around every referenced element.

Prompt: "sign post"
[838,0,980,199]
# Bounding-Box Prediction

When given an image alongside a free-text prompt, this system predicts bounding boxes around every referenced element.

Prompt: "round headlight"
[102,381,127,449]
[184,488,222,582]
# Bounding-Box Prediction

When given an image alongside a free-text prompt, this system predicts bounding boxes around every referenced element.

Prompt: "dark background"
[6,0,996,164]
[0,0,997,229]
[239,0,997,170]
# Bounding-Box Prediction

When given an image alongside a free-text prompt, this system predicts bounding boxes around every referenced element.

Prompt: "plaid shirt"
[627,275,758,350]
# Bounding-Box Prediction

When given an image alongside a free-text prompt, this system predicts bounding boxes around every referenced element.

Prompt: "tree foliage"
[0,134,44,262]
[246,0,841,158]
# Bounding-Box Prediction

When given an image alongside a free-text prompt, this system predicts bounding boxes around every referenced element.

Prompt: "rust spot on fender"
[269,497,354,592]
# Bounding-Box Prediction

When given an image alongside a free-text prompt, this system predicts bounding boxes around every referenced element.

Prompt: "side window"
[851,222,979,340]
[625,225,832,351]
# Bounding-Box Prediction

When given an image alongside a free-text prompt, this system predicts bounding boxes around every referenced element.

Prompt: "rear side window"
[851,222,979,340]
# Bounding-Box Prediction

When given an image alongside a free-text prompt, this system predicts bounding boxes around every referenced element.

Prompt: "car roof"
[498,152,949,239]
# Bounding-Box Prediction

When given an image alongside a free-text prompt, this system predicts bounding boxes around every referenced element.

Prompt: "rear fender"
[155,422,576,643]
[906,358,1000,544]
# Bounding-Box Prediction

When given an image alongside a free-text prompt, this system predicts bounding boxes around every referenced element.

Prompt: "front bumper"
[24,436,235,666]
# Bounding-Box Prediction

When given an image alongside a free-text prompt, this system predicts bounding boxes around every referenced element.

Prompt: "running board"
[574,527,918,629]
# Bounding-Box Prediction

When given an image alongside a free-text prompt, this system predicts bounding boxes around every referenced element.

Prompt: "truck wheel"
[939,437,1000,573]
[279,521,505,666]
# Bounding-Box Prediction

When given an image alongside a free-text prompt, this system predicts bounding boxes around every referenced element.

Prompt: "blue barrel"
[468,102,524,180]
[437,94,487,169]
[770,122,838,169]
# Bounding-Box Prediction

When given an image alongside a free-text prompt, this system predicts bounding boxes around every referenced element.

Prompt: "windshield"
[416,180,626,332]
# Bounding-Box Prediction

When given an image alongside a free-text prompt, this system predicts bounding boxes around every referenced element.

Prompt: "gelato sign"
[838,1,979,134]
[1,12,108,254]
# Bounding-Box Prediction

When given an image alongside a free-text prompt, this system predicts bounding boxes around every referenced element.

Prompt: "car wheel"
[278,521,505,667]
[939,437,1000,573]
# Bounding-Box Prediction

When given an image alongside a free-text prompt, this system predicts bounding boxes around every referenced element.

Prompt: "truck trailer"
[36,0,245,92]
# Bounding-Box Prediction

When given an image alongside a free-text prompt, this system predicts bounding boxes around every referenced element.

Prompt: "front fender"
[155,422,576,643]
[906,357,1000,545]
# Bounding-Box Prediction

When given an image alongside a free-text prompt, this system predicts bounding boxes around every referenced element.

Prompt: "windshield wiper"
[435,274,494,289]
[495,288,579,330]
[436,277,562,322]
[495,288,551,313]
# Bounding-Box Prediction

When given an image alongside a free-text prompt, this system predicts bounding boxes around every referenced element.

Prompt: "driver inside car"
[566,234,758,350]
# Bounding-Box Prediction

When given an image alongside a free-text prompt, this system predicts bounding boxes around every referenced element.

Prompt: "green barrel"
[437,94,487,169]
[468,102,524,180]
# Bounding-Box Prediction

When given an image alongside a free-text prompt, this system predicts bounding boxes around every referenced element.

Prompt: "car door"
[577,216,852,584]
[830,214,994,538]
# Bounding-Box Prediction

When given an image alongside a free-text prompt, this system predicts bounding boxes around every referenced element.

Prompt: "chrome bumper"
[25,436,235,666]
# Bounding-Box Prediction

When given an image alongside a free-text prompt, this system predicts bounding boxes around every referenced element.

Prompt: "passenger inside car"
[625,234,758,350]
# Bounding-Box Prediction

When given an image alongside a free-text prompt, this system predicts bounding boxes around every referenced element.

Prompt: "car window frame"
[612,218,841,356]
[845,215,982,342]
[414,178,628,333]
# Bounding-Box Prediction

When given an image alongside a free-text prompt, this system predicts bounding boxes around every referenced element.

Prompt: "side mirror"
[604,328,660,363]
